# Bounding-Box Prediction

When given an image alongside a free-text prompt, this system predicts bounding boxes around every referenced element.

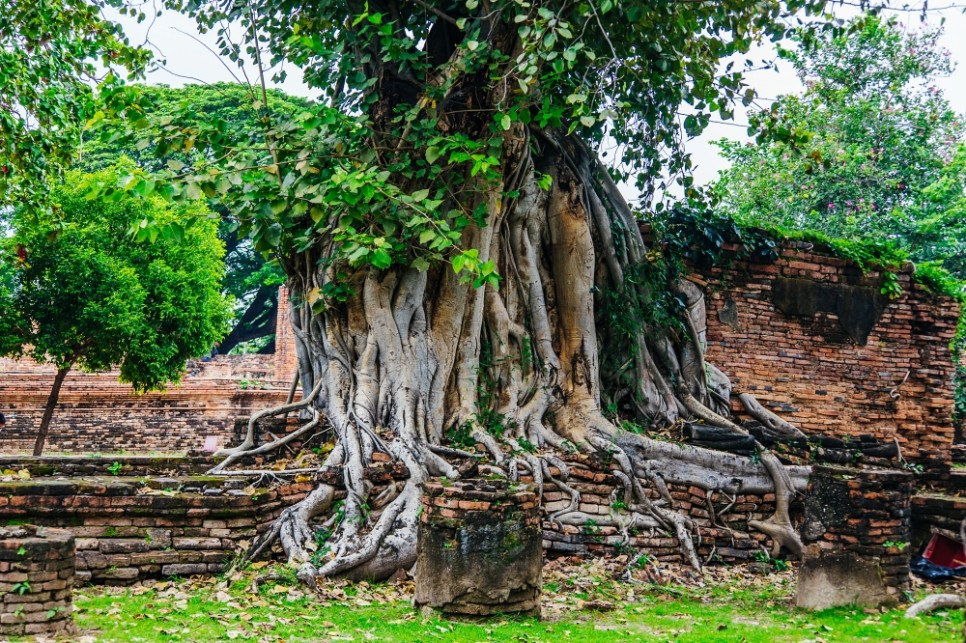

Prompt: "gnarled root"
[209,377,326,474]
[747,450,804,558]
[737,392,806,440]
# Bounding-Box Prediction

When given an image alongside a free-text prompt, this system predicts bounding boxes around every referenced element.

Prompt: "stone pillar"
[796,465,913,609]
[0,525,75,637]
[415,480,542,617]
[273,285,299,382]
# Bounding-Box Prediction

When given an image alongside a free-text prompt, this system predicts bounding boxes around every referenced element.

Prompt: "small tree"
[0,163,231,455]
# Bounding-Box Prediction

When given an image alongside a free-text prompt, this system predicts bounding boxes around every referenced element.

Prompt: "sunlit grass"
[46,561,962,642]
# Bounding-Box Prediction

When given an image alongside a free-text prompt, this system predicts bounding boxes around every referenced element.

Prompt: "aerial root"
[584,434,703,570]
[747,450,804,558]
[209,377,327,474]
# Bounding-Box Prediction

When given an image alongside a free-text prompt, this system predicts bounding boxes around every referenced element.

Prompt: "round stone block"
[0,525,75,637]
[415,479,542,617]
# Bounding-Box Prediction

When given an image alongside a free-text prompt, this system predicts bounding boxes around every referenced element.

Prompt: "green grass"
[48,564,963,642]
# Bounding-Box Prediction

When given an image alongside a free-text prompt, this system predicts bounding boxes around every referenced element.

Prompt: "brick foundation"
[0,453,792,585]
[0,525,75,637]
[0,454,947,588]
[0,475,312,584]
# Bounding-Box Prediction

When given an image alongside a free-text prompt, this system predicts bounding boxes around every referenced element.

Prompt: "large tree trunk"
[211,11,805,582]
[217,126,805,581]
[34,364,72,456]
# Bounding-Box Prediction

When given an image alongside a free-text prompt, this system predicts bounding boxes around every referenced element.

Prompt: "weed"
[106,461,122,476]
[516,437,537,454]
[10,580,30,595]
[632,552,654,568]
[308,528,333,567]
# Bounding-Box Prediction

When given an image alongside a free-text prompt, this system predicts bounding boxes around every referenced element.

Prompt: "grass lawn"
[53,559,963,642]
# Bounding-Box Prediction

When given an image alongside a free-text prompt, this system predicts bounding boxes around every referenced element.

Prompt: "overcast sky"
[110,3,966,197]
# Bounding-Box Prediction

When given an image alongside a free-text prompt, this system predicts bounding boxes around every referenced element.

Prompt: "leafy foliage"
[0,163,231,390]
[0,0,148,215]
[713,15,966,287]
[82,83,314,351]
[90,0,825,285]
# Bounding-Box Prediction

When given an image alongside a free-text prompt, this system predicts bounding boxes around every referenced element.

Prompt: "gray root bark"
[904,594,965,618]
[220,130,809,582]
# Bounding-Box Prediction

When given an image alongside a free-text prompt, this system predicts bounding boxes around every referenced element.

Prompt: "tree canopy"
[0,0,147,213]
[81,82,315,353]
[101,0,825,280]
[712,15,966,280]
[0,163,231,453]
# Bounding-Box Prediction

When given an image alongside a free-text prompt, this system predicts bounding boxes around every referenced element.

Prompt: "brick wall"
[0,454,947,583]
[0,357,292,454]
[0,285,299,454]
[693,241,960,461]
[0,474,312,584]
[0,454,793,583]
[273,285,299,383]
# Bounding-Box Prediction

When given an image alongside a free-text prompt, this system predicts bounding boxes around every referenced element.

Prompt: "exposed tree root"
[213,122,816,584]
[904,594,965,618]
[209,378,326,474]
[737,392,806,440]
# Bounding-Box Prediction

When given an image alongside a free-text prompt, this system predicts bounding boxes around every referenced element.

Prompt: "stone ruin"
[796,465,913,609]
[414,480,542,616]
[0,525,75,638]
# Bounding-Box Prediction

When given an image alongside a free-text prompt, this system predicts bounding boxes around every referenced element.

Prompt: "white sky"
[110,4,966,195]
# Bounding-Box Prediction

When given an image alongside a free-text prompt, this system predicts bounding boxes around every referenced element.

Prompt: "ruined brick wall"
[0,526,75,637]
[0,454,945,583]
[693,241,960,461]
[0,286,299,454]
[0,357,292,454]
[0,475,312,584]
[0,454,791,584]
[322,453,786,563]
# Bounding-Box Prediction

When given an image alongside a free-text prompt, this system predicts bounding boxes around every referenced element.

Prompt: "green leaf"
[371,249,392,269]
[411,257,430,272]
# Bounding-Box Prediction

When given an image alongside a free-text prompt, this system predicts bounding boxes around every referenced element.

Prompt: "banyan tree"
[117,0,832,581]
